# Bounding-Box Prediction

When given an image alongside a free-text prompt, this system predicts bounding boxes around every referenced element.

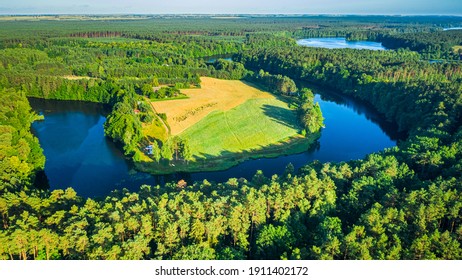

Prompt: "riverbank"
[134,134,317,174]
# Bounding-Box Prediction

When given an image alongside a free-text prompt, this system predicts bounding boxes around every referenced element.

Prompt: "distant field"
[453,46,462,53]
[63,75,95,80]
[180,98,304,158]
[152,77,273,135]
[0,15,148,21]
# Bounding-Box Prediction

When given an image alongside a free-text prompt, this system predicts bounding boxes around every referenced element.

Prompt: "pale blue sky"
[0,0,461,15]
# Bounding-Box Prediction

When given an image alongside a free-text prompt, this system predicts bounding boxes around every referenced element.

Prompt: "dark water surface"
[297,38,386,50]
[202,54,233,63]
[30,87,403,198]
[29,99,140,196]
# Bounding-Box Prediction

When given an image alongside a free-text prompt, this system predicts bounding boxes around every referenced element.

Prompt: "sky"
[0,0,461,15]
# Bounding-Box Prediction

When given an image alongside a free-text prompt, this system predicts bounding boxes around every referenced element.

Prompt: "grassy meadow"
[180,98,303,158]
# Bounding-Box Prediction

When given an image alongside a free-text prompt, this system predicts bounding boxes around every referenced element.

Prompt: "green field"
[135,96,317,174]
[181,98,303,158]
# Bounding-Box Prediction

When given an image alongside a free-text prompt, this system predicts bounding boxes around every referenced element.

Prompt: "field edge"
[133,132,320,175]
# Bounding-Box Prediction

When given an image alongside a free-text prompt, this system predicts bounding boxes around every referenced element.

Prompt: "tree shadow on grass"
[261,104,300,131]
[138,134,320,175]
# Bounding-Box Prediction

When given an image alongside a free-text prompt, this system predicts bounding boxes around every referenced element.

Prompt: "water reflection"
[311,87,407,141]
[202,54,233,63]
[297,38,386,50]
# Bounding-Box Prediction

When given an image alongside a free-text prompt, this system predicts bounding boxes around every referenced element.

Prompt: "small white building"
[145,145,153,155]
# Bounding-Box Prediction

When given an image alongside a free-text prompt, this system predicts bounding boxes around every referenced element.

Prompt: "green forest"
[1,15,462,260]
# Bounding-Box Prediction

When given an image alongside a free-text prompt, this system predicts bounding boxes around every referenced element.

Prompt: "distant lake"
[30,85,403,198]
[443,27,462,31]
[202,54,233,63]
[297,38,386,50]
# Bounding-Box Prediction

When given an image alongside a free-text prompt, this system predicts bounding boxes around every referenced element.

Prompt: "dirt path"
[146,96,170,136]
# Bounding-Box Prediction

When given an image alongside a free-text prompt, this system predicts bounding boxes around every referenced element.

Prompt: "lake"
[202,54,233,63]
[297,38,386,50]
[30,87,402,198]
[443,27,462,31]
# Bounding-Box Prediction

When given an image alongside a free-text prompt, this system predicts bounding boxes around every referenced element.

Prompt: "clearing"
[137,77,315,173]
[152,77,274,135]
[63,75,95,80]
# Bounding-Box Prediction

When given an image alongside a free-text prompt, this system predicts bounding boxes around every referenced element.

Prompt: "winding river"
[30,38,401,197]
[30,88,403,198]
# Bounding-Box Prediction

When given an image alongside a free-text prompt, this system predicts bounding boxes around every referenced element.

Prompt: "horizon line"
[1,13,462,17]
